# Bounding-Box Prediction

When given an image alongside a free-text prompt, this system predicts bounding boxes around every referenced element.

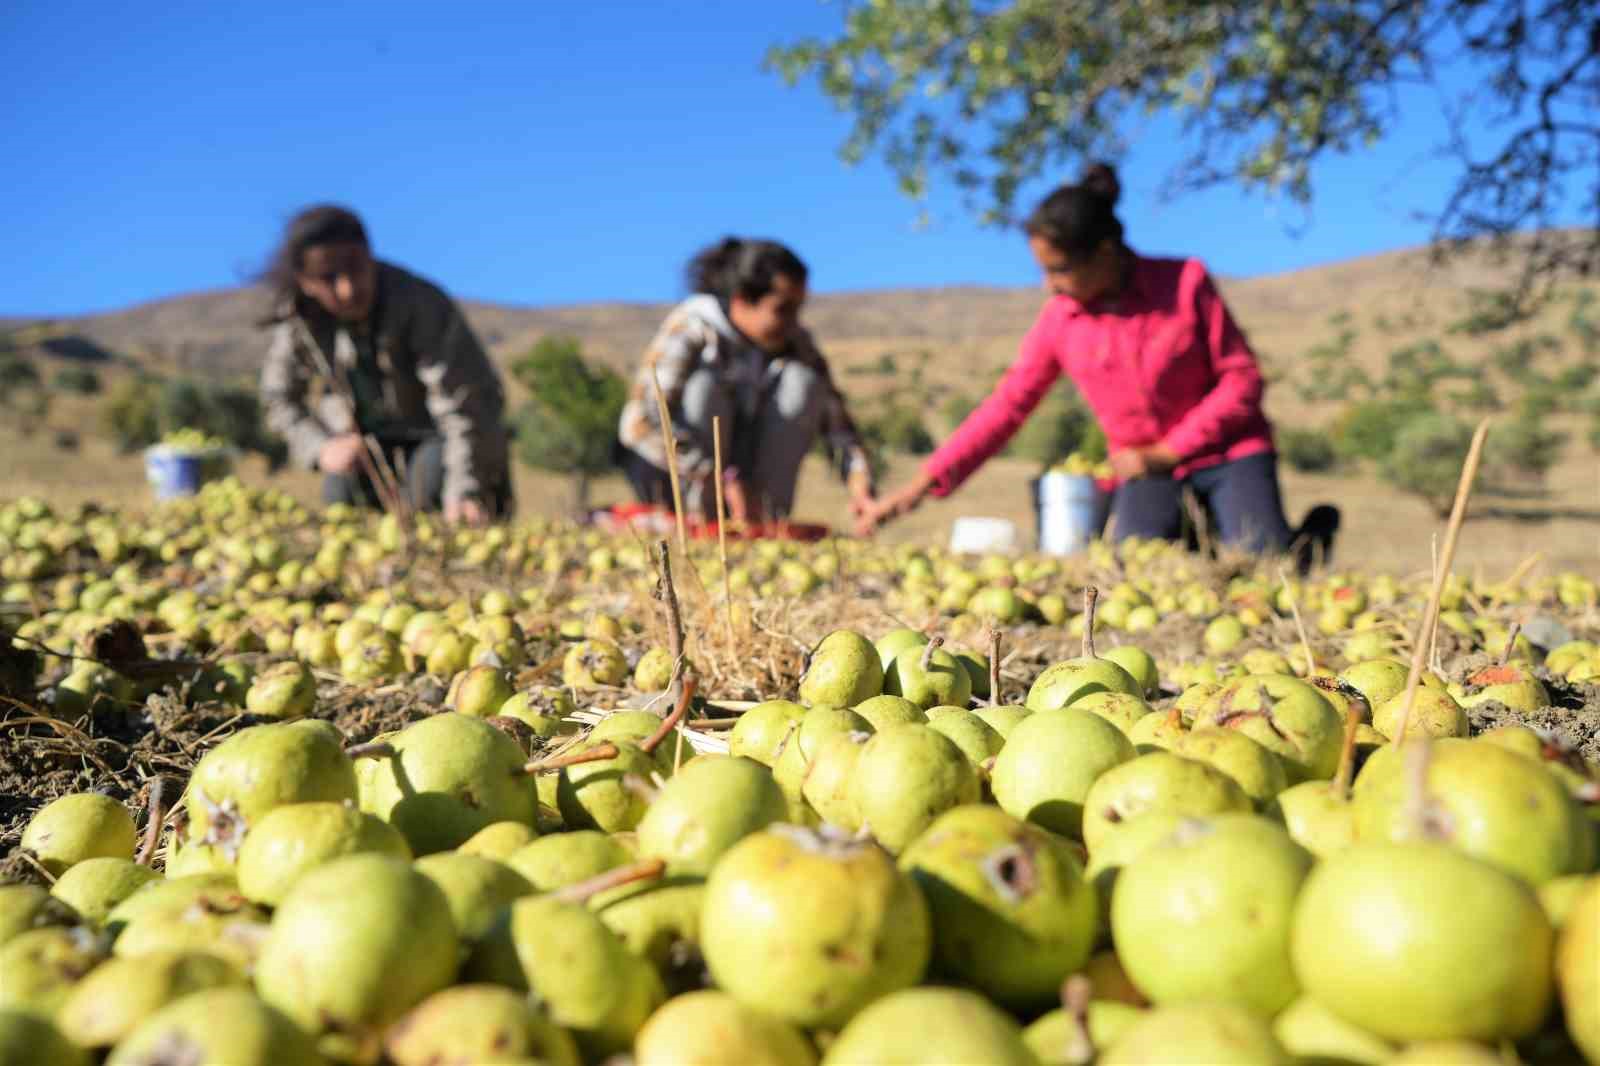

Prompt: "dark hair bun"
[1080,163,1120,205]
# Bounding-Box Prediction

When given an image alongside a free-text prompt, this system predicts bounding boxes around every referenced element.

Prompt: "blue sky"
[0,2,1503,316]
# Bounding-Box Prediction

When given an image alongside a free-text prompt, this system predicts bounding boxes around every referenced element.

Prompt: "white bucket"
[1033,472,1103,555]
[949,517,1020,555]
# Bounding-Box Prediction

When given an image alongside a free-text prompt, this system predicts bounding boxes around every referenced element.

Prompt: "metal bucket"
[144,446,231,499]
[1032,471,1107,555]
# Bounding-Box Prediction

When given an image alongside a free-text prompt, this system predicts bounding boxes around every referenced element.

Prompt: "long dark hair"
[1024,163,1123,261]
[258,205,370,318]
[685,237,808,306]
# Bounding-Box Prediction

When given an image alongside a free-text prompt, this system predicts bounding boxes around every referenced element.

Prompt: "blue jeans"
[1109,452,1292,553]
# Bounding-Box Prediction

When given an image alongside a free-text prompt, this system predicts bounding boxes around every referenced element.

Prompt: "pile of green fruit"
[0,484,1597,1065]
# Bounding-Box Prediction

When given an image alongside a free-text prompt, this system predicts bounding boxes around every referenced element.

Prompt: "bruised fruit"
[110,885,267,974]
[701,825,930,1027]
[562,639,628,688]
[496,687,578,738]
[21,793,137,876]
[728,700,807,766]
[243,660,315,719]
[899,805,1097,1008]
[1081,752,1252,852]
[820,987,1035,1066]
[1200,675,1342,781]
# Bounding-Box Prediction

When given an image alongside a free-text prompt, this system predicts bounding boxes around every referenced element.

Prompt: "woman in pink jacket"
[860,164,1336,567]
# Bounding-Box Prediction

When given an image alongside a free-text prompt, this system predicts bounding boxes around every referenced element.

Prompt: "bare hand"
[847,469,876,519]
[723,478,755,525]
[446,498,489,526]
[1108,449,1149,482]
[854,473,933,537]
[318,433,366,475]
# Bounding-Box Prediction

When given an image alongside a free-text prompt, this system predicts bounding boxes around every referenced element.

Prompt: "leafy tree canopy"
[768,0,1599,290]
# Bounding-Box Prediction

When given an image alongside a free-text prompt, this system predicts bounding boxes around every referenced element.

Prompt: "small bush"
[1449,379,1501,412]
[1485,415,1566,480]
[1380,414,1474,515]
[0,352,39,390]
[862,404,934,455]
[1279,428,1338,472]
[1330,398,1432,461]
[1448,289,1531,336]
[52,365,100,394]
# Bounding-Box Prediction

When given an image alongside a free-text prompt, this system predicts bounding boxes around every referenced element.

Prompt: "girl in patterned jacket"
[616,237,876,524]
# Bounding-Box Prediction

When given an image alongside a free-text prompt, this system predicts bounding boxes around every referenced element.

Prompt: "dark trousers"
[322,436,514,518]
[1109,451,1293,553]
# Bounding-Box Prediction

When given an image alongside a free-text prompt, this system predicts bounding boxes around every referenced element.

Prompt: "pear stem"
[987,627,1003,706]
[1081,587,1098,659]
[345,741,397,760]
[1330,704,1362,800]
[920,635,944,672]
[135,776,168,867]
[653,540,686,711]
[518,741,620,776]
[641,674,697,755]
[553,857,667,905]
[1393,419,1490,745]
[1061,974,1095,1065]
[1401,735,1436,841]
[1499,620,1521,666]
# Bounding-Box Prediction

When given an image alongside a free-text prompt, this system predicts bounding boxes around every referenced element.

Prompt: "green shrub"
[1005,387,1094,466]
[0,352,39,391]
[1447,289,1531,336]
[509,335,626,507]
[98,374,283,466]
[862,403,934,455]
[1330,398,1433,461]
[939,390,978,430]
[1279,428,1338,473]
[51,365,100,394]
[1379,414,1474,515]
[1449,379,1500,412]
[1485,415,1566,480]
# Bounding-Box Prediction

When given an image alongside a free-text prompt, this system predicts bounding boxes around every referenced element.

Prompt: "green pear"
[1172,729,1289,806]
[728,700,808,766]
[799,630,883,707]
[449,664,517,717]
[899,805,1097,1009]
[1113,814,1312,1014]
[1027,656,1141,712]
[104,987,321,1066]
[1272,995,1392,1065]
[1371,687,1468,741]
[495,687,579,739]
[47,858,158,925]
[0,1009,89,1066]
[821,987,1035,1065]
[361,713,536,855]
[700,825,930,1028]
[458,820,539,859]
[800,730,873,830]
[236,801,410,905]
[1291,842,1552,1043]
[56,950,242,1050]
[992,709,1135,837]
[255,854,459,1044]
[21,793,137,876]
[505,830,631,891]
[1265,780,1355,858]
[773,706,874,801]
[851,724,981,852]
[634,989,816,1066]
[413,852,533,943]
[925,708,1004,766]
[562,639,628,688]
[383,984,579,1066]
[637,756,787,875]
[0,925,108,1015]
[886,638,971,710]
[243,660,315,719]
[1199,675,1342,781]
[1102,645,1159,697]
[1098,1002,1286,1065]
[1556,876,1600,1064]
[1081,752,1252,852]
[0,884,79,948]
[1073,691,1154,737]
[852,694,928,729]
[973,704,1032,738]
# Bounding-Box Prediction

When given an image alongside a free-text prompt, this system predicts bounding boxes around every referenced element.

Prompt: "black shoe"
[1291,504,1341,575]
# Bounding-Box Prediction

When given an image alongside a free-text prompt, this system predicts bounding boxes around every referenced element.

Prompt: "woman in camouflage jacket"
[615,237,875,524]
[259,205,511,524]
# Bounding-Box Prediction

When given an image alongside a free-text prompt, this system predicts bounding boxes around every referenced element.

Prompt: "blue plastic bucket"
[1032,472,1106,555]
[144,447,204,499]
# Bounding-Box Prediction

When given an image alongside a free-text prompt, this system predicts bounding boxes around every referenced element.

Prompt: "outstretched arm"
[857,315,1062,534]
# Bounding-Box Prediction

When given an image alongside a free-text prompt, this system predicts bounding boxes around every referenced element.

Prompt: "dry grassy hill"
[3,243,1597,573]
